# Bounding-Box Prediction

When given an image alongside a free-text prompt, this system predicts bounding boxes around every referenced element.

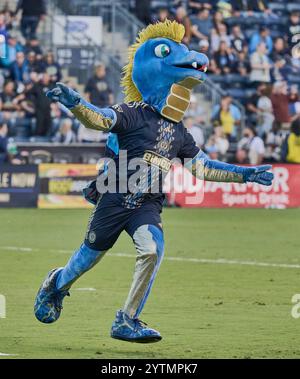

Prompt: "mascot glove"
[46,82,81,109]
[243,165,274,186]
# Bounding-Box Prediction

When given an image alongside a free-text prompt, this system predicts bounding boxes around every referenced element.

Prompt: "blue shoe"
[111,310,162,343]
[34,268,70,324]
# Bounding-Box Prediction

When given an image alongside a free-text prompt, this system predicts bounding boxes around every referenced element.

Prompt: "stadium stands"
[0,0,299,165]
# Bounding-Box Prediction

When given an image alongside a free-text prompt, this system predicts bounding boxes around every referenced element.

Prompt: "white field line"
[1,245,300,270]
[0,353,18,356]
[74,288,96,291]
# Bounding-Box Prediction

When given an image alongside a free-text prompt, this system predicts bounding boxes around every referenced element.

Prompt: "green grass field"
[1,208,300,359]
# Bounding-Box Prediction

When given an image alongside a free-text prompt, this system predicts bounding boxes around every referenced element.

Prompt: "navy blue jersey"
[103,101,199,209]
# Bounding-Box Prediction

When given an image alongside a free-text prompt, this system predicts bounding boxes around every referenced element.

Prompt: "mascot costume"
[34,20,273,343]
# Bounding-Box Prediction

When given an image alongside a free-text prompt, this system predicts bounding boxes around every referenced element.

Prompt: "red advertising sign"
[166,164,300,208]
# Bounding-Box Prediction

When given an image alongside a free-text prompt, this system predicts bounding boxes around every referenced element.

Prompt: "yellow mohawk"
[121,19,185,103]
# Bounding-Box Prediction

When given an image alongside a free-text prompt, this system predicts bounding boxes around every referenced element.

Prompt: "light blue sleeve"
[231,105,241,121]
[186,150,246,183]
[185,150,274,186]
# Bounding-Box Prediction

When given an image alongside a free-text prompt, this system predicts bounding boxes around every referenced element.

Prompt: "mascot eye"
[154,44,170,58]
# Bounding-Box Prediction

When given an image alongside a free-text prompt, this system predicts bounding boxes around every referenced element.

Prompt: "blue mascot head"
[121,20,209,123]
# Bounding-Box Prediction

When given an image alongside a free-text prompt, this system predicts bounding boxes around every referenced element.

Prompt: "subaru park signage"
[53,16,103,46]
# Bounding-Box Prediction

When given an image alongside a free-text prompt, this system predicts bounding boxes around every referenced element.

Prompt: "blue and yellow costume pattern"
[34,20,273,343]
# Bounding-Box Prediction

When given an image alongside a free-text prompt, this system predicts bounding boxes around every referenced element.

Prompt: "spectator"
[246,83,267,115]
[2,6,13,32]
[207,57,221,75]
[42,51,62,83]
[285,12,300,51]
[10,51,30,83]
[0,12,8,41]
[189,1,213,14]
[230,24,246,54]
[232,0,271,17]
[213,41,235,74]
[198,39,211,59]
[175,6,191,45]
[191,8,212,42]
[249,42,272,84]
[77,124,106,143]
[28,72,53,136]
[251,0,271,15]
[185,94,207,125]
[212,95,241,139]
[15,0,46,40]
[281,118,300,163]
[216,1,233,19]
[212,10,224,31]
[153,7,172,23]
[289,84,300,118]
[249,27,273,55]
[270,38,290,82]
[0,71,5,93]
[270,37,288,62]
[232,50,250,76]
[24,38,43,57]
[270,81,291,130]
[205,126,229,160]
[184,116,204,148]
[53,118,76,144]
[256,92,274,138]
[264,126,285,162]
[1,33,23,68]
[7,141,26,164]
[14,80,36,120]
[204,143,219,159]
[85,63,113,107]
[27,51,42,73]
[134,0,151,25]
[210,23,231,53]
[0,81,20,125]
[0,122,8,163]
[236,126,265,165]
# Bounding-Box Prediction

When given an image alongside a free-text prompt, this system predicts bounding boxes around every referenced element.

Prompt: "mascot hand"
[243,165,274,186]
[46,82,81,109]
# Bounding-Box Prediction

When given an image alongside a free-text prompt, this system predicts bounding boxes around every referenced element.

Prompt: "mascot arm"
[71,100,116,131]
[46,82,117,131]
[185,150,273,186]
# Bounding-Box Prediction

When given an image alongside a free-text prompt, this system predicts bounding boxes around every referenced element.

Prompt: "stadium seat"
[287,3,300,13]
[269,2,288,16]
[208,75,227,85]
[225,74,248,88]
[29,136,52,143]
[287,74,300,85]
[11,136,30,143]
[244,29,259,40]
[270,29,283,38]
[245,88,257,98]
[226,88,248,104]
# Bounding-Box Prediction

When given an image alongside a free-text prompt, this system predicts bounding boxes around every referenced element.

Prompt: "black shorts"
[84,193,163,251]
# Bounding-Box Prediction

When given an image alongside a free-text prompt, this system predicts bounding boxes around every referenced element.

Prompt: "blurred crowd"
[1,0,300,166]
[0,0,115,164]
[137,0,300,165]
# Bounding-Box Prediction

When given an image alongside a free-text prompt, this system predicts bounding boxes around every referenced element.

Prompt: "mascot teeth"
[192,61,197,69]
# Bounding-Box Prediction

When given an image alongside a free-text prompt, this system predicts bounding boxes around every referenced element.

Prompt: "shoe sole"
[111,335,162,343]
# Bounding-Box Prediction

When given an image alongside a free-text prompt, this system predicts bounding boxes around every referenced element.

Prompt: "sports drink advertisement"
[168,164,300,208]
